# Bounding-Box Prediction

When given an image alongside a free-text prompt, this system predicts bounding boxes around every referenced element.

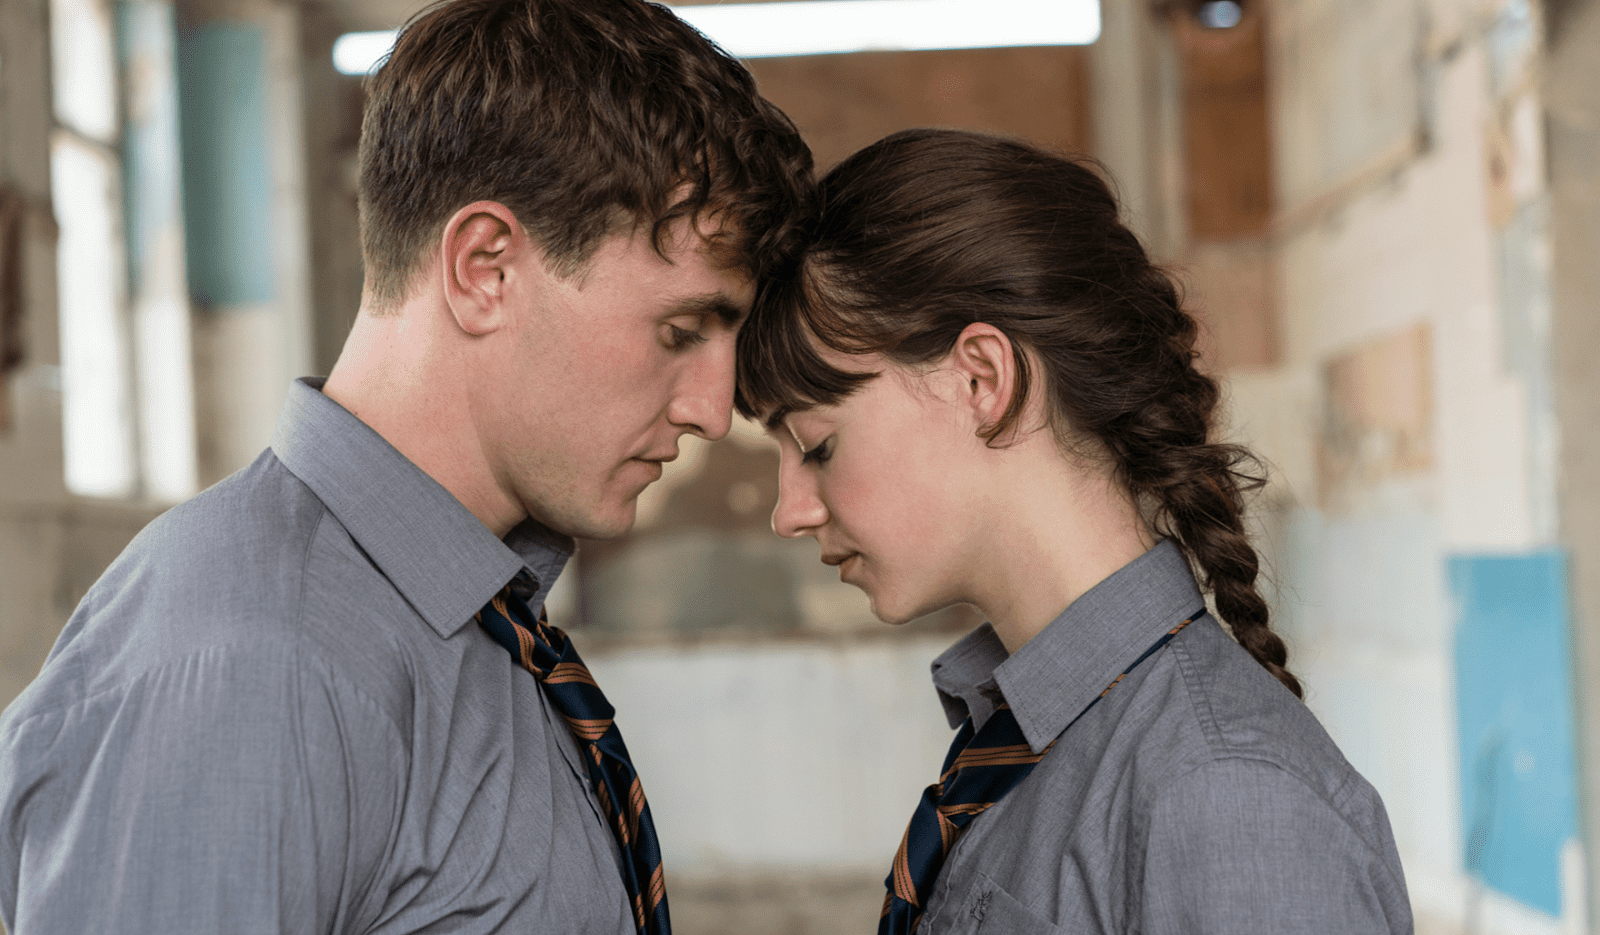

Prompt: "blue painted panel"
[1450,550,1578,916]
[175,22,275,308]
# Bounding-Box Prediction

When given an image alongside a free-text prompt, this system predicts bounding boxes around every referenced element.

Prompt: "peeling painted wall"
[1228,0,1586,930]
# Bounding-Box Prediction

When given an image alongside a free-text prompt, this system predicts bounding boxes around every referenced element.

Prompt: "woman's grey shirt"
[915,541,1413,934]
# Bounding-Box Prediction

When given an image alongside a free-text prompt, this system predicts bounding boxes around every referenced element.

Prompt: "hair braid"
[1111,299,1302,698]
[1144,442,1301,698]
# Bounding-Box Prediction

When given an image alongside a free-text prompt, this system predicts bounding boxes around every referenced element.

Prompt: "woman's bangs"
[734,270,876,425]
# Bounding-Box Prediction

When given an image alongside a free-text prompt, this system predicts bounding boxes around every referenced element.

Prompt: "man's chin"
[569,502,639,541]
[524,498,637,542]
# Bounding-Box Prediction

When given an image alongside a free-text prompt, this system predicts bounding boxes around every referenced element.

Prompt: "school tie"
[477,576,671,935]
[879,610,1204,935]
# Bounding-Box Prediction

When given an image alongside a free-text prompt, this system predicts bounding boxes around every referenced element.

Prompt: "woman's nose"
[771,462,828,538]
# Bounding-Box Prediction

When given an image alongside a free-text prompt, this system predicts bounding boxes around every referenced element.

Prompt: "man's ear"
[439,200,525,336]
[945,322,1018,438]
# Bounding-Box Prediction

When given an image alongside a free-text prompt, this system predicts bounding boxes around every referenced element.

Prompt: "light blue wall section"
[1451,550,1579,916]
[175,21,275,308]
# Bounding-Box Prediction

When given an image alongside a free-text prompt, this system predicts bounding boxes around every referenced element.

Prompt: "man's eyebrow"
[664,293,747,327]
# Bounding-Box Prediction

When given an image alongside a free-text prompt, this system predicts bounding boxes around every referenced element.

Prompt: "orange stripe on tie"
[562,716,612,741]
[628,778,646,838]
[544,662,598,686]
[891,826,918,906]
[937,802,990,820]
[514,624,538,673]
[937,811,957,853]
[952,743,1040,770]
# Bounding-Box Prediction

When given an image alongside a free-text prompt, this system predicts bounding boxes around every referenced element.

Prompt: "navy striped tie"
[477,577,671,935]
[880,611,1203,934]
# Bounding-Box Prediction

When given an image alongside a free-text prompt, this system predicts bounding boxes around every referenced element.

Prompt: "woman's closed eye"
[801,439,833,466]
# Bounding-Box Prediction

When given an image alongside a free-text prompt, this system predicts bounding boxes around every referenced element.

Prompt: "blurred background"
[1,0,1598,931]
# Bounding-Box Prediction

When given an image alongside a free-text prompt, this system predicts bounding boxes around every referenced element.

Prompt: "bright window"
[50,0,137,498]
[333,0,1102,74]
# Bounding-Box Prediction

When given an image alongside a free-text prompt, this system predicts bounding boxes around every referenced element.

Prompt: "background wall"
[2,0,1599,932]
[1233,1,1584,930]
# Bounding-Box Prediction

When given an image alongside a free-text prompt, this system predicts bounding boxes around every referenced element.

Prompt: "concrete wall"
[586,634,957,932]
[1548,0,1600,927]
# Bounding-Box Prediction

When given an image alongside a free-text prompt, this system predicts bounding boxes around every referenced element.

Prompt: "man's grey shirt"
[0,378,635,934]
[916,541,1413,935]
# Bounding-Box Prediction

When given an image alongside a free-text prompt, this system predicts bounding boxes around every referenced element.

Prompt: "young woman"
[735,128,1412,934]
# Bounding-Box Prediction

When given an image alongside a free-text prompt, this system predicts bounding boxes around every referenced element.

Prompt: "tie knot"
[507,572,537,604]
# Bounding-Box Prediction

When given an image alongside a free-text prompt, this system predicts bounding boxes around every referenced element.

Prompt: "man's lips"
[628,450,678,482]
[622,457,669,488]
[821,551,858,567]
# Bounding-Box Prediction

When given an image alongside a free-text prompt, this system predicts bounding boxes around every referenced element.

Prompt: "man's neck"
[323,302,526,538]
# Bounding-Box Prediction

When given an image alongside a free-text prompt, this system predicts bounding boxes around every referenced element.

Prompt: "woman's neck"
[961,444,1155,654]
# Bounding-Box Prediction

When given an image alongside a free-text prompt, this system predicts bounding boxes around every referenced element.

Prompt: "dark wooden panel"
[1173,7,1272,240]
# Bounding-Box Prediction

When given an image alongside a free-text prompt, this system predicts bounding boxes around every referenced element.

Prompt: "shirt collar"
[270,377,574,638]
[930,623,1010,731]
[929,539,1205,753]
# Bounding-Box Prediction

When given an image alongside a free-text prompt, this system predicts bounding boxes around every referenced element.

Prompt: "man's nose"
[667,342,735,441]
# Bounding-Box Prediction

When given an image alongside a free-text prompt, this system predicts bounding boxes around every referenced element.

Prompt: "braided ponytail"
[1160,457,1299,697]
[734,127,1302,697]
[1104,279,1303,698]
[1121,407,1301,698]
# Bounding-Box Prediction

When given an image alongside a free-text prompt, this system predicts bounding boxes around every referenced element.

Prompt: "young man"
[0,1,811,932]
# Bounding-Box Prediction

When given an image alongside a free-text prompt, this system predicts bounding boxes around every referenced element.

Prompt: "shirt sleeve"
[0,642,406,935]
[1139,757,1410,935]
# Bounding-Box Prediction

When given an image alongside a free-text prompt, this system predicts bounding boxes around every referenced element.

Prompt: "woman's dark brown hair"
[736,128,1300,698]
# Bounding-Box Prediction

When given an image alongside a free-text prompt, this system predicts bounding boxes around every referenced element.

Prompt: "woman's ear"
[439,200,524,336]
[945,322,1017,436]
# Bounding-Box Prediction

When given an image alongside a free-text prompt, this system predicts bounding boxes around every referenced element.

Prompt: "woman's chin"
[865,590,924,626]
